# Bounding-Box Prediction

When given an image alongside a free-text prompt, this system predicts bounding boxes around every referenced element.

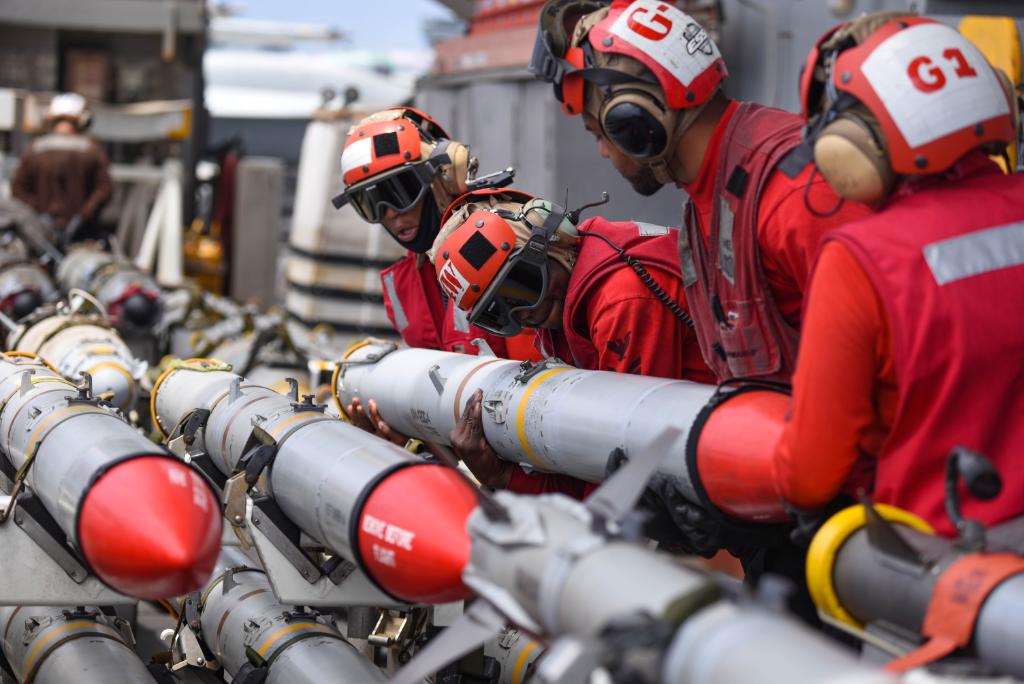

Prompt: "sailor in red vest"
[430,189,712,495]
[332,108,540,443]
[769,14,1024,536]
[529,0,872,383]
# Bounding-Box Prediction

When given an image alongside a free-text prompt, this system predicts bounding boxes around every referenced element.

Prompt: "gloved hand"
[450,389,513,489]
[346,396,408,447]
[640,473,792,558]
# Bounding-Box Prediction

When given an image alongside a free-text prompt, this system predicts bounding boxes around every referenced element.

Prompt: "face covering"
[394,195,442,254]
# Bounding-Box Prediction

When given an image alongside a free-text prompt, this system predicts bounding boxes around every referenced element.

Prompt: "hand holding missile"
[450,389,513,489]
[346,395,408,446]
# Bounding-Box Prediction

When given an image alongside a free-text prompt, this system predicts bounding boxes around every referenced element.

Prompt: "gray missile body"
[6,309,145,413]
[56,246,161,329]
[335,343,712,498]
[183,549,385,683]
[151,359,479,605]
[0,353,221,599]
[808,505,1024,678]
[0,605,155,684]
[394,487,892,684]
[335,343,791,523]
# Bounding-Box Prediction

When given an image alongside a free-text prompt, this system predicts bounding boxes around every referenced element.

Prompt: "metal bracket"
[513,359,564,385]
[170,623,220,672]
[428,365,446,395]
[0,495,133,604]
[13,490,90,583]
[246,498,405,608]
[368,609,412,648]
[249,495,320,584]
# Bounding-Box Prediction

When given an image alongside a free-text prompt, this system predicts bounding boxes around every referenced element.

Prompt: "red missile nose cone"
[78,456,222,599]
[358,464,477,604]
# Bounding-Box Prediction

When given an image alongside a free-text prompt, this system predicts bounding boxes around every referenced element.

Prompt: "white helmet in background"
[46,93,91,130]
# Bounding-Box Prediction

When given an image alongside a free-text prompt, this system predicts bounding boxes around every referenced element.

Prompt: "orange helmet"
[800,15,1016,201]
[433,192,576,336]
[332,108,471,224]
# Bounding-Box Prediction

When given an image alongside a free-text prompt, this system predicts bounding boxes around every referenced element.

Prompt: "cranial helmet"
[800,13,1018,203]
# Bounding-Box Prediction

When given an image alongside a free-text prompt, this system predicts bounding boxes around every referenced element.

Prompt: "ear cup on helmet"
[813,114,895,203]
[599,89,671,159]
[438,141,472,196]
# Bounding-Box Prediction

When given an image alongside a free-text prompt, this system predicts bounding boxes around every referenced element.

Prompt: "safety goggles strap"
[517,202,568,267]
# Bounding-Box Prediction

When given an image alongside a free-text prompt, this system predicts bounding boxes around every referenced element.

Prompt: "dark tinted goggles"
[334,164,433,223]
[468,250,549,337]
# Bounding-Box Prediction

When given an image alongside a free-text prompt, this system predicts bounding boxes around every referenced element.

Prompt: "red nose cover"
[358,464,477,604]
[696,390,790,523]
[78,456,222,599]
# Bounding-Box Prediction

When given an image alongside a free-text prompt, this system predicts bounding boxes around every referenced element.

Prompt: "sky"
[224,0,459,53]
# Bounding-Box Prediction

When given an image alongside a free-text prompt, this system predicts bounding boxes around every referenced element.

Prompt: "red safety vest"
[538,218,684,370]
[380,253,510,355]
[827,155,1024,536]
[678,103,803,382]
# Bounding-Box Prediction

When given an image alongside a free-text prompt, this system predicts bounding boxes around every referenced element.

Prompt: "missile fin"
[586,426,684,525]
[862,500,928,571]
[390,599,507,684]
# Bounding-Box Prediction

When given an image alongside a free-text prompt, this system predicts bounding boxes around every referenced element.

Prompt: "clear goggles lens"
[469,253,549,337]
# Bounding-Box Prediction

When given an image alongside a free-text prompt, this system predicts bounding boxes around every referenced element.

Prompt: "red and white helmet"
[801,15,1016,176]
[333,107,471,224]
[530,0,727,116]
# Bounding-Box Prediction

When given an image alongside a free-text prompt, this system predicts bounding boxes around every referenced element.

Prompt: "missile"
[5,305,147,413]
[806,502,1024,679]
[150,359,478,604]
[56,245,162,330]
[0,605,157,684]
[0,353,221,598]
[0,257,58,321]
[170,548,386,683]
[487,627,543,684]
[390,432,892,684]
[334,342,791,523]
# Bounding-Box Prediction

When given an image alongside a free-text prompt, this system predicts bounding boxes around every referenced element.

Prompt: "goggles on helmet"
[332,143,456,223]
[333,162,434,223]
[466,201,571,336]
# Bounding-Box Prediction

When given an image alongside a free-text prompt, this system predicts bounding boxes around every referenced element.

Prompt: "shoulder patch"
[635,221,670,237]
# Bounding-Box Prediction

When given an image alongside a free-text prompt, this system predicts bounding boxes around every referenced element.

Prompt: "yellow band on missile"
[512,639,540,684]
[805,503,934,629]
[22,621,112,681]
[516,367,570,468]
[150,357,231,439]
[256,621,336,657]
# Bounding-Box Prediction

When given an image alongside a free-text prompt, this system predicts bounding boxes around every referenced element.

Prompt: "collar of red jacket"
[886,150,1002,206]
[681,99,740,230]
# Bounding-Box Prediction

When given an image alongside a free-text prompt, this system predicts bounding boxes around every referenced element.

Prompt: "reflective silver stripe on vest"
[923,221,1024,285]
[452,306,471,333]
[381,271,409,331]
[718,196,736,285]
[635,221,669,237]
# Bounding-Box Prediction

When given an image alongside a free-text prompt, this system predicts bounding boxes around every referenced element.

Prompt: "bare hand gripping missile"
[151,359,478,607]
[0,354,221,600]
[334,342,792,524]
